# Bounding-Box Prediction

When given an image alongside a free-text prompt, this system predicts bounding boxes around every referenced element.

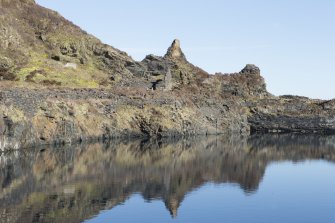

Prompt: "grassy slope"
[0,0,135,88]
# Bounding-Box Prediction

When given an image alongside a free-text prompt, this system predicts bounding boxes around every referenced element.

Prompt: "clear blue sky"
[36,0,335,99]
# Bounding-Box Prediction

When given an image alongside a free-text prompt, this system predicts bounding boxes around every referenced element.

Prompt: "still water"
[1,135,335,223]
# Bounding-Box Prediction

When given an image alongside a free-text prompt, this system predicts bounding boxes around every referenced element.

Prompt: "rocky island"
[0,0,335,151]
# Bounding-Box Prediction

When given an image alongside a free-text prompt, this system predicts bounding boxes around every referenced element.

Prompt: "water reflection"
[1,134,335,223]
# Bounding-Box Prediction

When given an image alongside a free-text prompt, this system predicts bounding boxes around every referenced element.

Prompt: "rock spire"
[164,39,187,61]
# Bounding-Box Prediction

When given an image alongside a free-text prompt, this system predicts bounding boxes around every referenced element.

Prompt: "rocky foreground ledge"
[0,0,335,150]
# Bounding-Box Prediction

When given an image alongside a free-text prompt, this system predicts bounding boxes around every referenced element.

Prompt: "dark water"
[1,135,335,223]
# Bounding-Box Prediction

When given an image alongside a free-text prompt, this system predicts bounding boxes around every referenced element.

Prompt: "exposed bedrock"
[248,97,335,134]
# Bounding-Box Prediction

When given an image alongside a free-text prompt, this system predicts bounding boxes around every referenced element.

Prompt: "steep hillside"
[0,0,139,87]
[0,0,209,89]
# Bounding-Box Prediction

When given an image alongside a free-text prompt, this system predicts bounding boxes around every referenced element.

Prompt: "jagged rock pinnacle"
[164,39,187,61]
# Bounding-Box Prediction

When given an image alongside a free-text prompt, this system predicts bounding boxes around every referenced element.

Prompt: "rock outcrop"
[164,39,187,62]
[0,2,334,150]
[241,64,261,75]
[248,96,335,134]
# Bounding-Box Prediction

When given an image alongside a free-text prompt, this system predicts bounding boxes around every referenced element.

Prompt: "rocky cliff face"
[0,1,334,150]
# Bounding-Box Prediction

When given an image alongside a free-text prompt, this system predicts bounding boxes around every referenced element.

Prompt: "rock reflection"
[1,134,335,222]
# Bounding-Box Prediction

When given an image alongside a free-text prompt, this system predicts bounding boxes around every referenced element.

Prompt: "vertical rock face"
[164,39,187,61]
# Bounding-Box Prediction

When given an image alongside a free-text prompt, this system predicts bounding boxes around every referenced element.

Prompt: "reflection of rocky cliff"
[1,135,335,222]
